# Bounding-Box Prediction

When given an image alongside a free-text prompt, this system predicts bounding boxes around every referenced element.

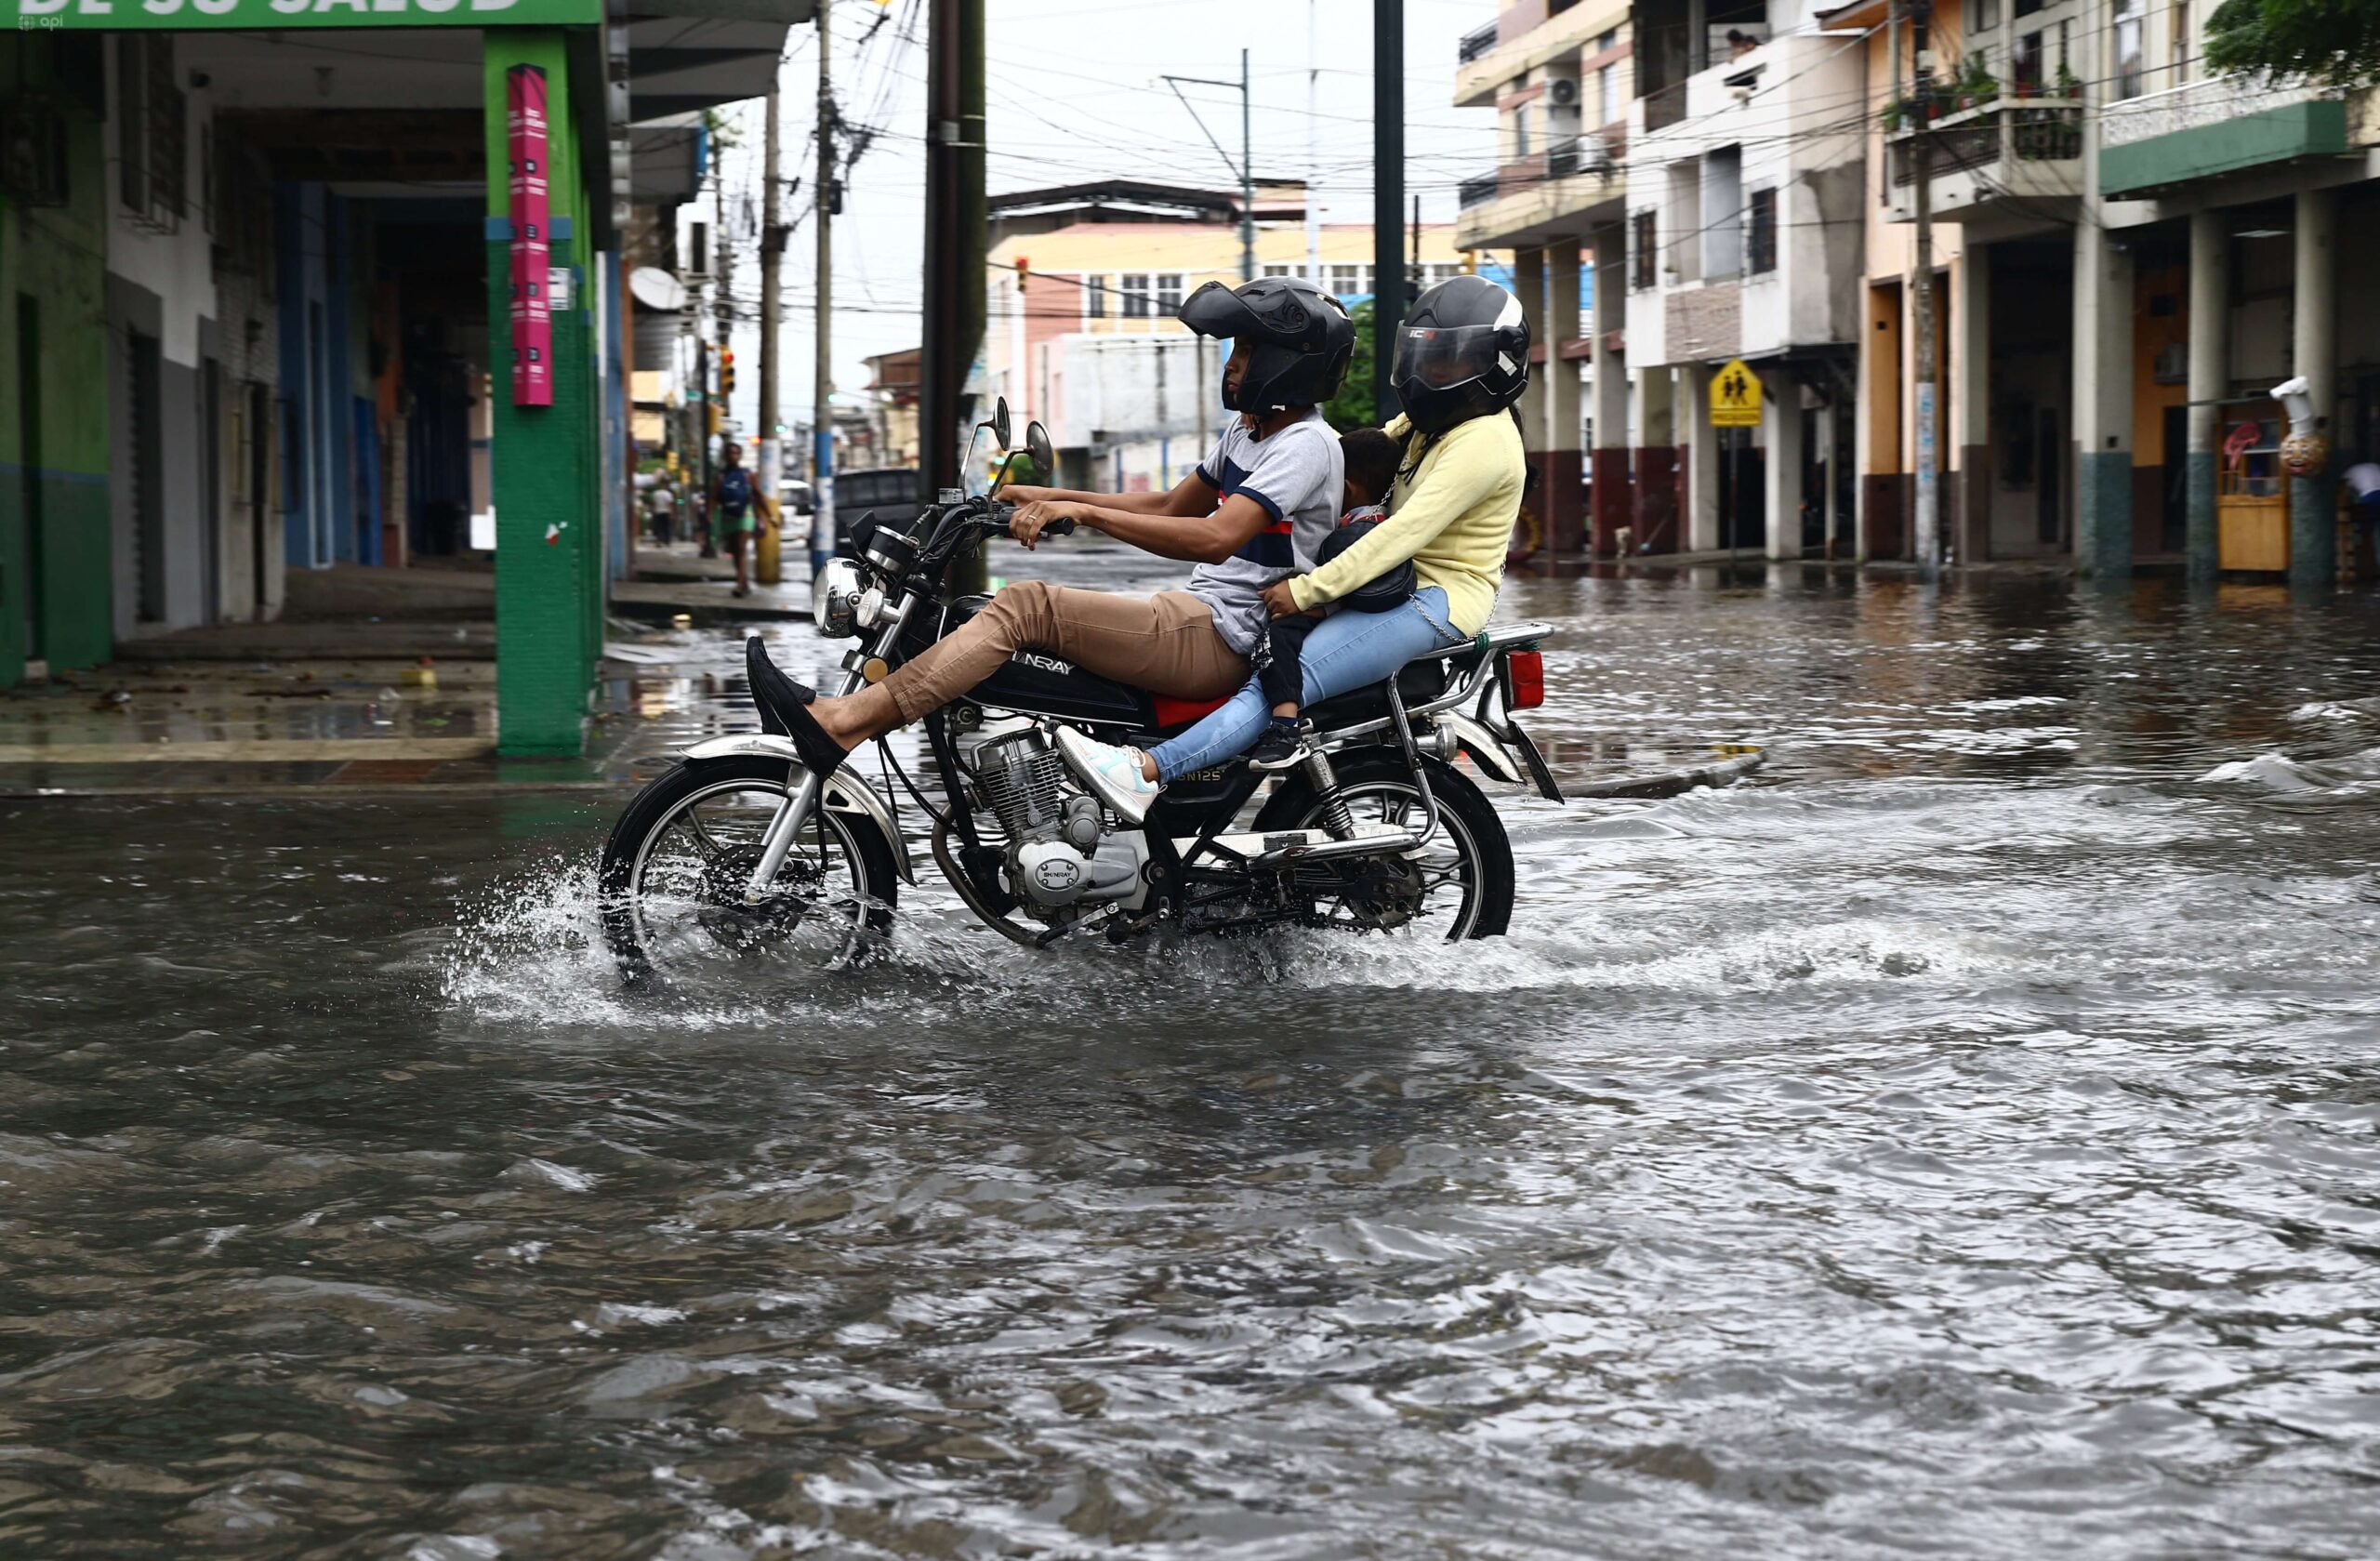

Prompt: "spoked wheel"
[1252,750,1514,940]
[599,758,899,983]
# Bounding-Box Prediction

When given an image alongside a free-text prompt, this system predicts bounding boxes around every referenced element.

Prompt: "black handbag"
[1315,520,1415,613]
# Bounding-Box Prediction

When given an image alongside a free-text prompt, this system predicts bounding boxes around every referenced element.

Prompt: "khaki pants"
[881,581,1248,724]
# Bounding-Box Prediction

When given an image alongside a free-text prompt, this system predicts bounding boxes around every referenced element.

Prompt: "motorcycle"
[599,403,1562,978]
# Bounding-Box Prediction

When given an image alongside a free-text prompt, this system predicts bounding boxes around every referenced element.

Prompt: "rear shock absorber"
[1303,746,1357,837]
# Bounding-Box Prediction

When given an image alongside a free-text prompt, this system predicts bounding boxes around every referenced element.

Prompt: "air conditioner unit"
[1545,77,1580,108]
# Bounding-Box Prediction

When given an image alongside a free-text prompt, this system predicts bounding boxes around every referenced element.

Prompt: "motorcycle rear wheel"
[1251,751,1514,940]
[599,758,899,984]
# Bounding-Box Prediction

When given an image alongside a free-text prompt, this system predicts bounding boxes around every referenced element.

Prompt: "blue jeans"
[1148,587,1467,782]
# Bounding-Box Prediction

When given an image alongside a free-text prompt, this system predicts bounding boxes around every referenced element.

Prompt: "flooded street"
[7,566,2380,1559]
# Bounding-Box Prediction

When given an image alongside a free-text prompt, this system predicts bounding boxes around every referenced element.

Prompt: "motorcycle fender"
[1437,713,1523,786]
[679,734,918,885]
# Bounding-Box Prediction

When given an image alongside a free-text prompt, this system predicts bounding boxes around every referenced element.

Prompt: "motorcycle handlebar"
[982,503,1074,538]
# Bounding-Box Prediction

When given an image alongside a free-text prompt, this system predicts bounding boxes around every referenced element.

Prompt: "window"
[1514,102,1532,160]
[2113,0,2144,99]
[1747,188,1778,274]
[1596,28,1618,53]
[2015,0,2043,15]
[2014,30,2043,93]
[1261,263,1295,278]
[1631,210,1657,290]
[2169,0,2191,83]
[117,35,187,226]
[1085,275,1106,320]
[1597,63,1618,126]
[1968,0,2001,31]
[1329,262,1363,298]
[1156,273,1184,312]
[1120,272,1151,319]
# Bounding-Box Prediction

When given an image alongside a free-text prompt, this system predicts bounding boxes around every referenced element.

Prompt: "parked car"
[779,478,815,518]
[829,467,928,551]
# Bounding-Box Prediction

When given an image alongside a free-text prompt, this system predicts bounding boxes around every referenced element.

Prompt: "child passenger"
[1248,425,1408,768]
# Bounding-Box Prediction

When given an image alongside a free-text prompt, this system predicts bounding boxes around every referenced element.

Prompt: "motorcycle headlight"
[813,558,865,639]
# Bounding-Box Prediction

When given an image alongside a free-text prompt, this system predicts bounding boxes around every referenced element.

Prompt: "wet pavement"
[5,563,2380,1558]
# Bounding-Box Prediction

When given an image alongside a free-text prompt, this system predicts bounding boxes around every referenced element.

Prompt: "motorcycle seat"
[1154,692,1234,730]
[1303,657,1449,734]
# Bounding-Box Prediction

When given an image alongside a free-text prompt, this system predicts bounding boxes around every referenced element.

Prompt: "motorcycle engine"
[968,727,1147,914]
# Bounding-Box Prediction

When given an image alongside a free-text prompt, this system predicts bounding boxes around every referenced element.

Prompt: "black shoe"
[1249,720,1307,771]
[745,636,845,777]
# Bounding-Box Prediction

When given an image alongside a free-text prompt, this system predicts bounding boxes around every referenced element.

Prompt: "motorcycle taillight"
[1503,649,1545,710]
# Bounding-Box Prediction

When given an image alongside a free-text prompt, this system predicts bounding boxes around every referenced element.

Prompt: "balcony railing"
[1458,21,1499,66]
[1458,134,1625,211]
[2100,73,2339,148]
[1887,100,2082,186]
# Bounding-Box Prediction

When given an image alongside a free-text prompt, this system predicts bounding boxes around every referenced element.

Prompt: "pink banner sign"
[507,63,552,407]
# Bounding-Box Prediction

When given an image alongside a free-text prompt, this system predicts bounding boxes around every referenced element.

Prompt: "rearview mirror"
[991,396,1012,450]
[1025,421,1053,484]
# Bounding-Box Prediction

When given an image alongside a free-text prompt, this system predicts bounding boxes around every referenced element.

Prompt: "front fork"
[742,593,919,903]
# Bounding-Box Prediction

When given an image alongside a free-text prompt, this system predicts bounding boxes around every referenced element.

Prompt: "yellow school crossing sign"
[1710,359,1762,428]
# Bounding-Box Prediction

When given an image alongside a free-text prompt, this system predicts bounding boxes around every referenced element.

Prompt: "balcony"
[2100,73,2353,197]
[1453,0,1628,108]
[1885,99,2083,224]
[1456,133,1626,247]
[1458,21,1499,66]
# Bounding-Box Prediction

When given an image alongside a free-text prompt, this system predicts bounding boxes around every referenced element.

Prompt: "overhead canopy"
[624,7,802,124]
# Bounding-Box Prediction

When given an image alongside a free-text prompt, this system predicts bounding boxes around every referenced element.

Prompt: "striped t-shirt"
[1183,409,1344,656]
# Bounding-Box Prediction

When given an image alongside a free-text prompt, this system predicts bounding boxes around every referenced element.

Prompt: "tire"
[599,758,900,983]
[1250,748,1515,940]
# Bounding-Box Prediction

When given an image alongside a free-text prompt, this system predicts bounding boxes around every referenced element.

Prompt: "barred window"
[1085,275,1106,320]
[1120,272,1151,319]
[1747,188,1778,274]
[1631,210,1658,290]
[118,35,186,225]
[1156,273,1184,312]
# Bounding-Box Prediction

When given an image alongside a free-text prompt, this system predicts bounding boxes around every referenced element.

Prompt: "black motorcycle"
[599,407,1561,977]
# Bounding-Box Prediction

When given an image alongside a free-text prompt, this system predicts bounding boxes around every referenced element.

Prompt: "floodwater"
[6,566,2380,1559]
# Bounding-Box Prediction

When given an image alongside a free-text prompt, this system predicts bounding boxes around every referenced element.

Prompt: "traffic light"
[1015,254,1030,293]
[719,347,736,398]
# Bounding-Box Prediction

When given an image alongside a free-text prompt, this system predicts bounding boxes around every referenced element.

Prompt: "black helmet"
[1178,276,1355,412]
[1391,274,1530,437]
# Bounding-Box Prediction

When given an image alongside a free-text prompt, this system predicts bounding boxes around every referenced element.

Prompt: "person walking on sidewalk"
[715,443,757,598]
[759,277,1356,790]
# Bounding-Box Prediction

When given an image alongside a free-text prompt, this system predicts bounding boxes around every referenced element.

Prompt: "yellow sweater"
[1287,412,1523,636]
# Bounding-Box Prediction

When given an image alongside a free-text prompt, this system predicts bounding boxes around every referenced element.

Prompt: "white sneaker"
[1054,726,1160,825]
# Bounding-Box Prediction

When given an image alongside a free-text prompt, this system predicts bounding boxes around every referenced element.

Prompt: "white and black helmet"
[1391,275,1530,437]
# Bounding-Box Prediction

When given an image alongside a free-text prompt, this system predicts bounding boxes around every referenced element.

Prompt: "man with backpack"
[714,443,757,598]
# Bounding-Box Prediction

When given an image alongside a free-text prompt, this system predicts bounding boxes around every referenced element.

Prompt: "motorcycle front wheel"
[1251,750,1515,940]
[599,758,899,983]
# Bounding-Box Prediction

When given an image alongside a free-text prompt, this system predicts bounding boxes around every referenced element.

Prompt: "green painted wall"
[0,34,112,687]
[483,31,602,756]
[2077,450,2135,583]
[2100,100,2347,198]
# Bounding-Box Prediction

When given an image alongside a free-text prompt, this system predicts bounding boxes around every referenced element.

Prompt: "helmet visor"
[1393,324,1509,390]
[1178,280,1265,339]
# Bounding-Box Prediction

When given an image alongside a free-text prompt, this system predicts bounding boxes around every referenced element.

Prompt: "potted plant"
[2055,61,2081,98]
[1966,53,2001,107]
[1880,95,1911,131]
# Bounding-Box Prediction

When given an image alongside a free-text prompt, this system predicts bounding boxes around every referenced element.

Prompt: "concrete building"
[1452,0,1632,554]
[1844,0,2380,583]
[982,186,1477,492]
[1,4,796,757]
[1620,0,1867,560]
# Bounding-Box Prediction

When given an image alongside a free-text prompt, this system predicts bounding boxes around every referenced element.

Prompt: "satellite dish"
[629,267,687,311]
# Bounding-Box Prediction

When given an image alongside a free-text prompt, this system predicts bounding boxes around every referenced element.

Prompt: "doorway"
[129,330,165,623]
[16,296,44,662]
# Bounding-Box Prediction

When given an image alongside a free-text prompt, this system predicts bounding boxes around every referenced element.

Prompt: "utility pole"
[1238,48,1254,283]
[810,0,837,576]
[711,155,734,560]
[1373,0,1404,420]
[1908,0,1940,575]
[758,84,785,585]
[923,0,988,591]
[1306,0,1320,286]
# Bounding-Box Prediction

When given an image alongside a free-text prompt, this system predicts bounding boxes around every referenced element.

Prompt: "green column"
[485,30,602,756]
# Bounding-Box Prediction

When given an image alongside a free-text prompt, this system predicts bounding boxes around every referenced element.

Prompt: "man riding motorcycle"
[767,276,1355,782]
